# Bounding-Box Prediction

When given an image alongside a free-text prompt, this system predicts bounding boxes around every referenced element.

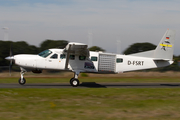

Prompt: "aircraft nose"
[5,56,14,61]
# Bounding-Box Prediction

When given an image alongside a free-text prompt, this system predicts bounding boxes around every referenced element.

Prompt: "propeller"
[5,44,14,76]
[9,44,13,76]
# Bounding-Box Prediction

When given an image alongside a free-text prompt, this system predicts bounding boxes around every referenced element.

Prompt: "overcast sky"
[0,0,180,55]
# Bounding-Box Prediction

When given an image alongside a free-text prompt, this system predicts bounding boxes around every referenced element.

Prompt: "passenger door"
[58,54,66,70]
[45,53,59,69]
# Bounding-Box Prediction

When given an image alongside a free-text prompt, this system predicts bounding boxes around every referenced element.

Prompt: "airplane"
[5,29,176,87]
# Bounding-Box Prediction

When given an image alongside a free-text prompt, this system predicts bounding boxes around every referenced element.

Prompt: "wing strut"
[65,44,71,70]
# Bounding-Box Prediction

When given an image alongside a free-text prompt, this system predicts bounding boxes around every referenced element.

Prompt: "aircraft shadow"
[24,82,106,88]
[22,83,180,88]
[80,82,107,88]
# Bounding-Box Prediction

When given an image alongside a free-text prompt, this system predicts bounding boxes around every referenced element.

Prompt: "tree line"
[0,40,180,72]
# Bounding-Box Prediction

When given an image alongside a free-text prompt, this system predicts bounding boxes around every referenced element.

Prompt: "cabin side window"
[91,56,98,61]
[70,55,75,60]
[50,54,58,59]
[79,56,86,60]
[60,54,66,59]
[116,58,123,63]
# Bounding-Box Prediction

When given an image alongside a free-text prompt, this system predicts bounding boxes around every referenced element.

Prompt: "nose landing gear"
[19,67,27,85]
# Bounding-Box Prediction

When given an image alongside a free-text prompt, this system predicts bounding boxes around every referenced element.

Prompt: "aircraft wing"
[64,42,89,56]
[63,42,90,69]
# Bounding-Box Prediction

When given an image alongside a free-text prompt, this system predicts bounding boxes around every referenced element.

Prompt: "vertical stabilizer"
[153,29,176,60]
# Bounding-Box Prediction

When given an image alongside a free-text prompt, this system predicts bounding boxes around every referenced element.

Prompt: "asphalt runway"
[1,82,180,88]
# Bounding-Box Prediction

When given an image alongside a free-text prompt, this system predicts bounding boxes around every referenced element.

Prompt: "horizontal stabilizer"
[152,58,171,61]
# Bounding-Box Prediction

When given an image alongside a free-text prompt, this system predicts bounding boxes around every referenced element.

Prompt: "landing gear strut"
[19,67,27,85]
[70,71,80,87]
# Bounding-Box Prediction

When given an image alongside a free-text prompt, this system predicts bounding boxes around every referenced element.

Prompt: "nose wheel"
[18,78,26,85]
[70,78,79,87]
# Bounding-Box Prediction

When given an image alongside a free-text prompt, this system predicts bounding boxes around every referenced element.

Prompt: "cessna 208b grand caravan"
[5,29,176,87]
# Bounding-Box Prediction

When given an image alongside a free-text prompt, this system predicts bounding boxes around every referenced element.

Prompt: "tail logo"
[160,37,172,51]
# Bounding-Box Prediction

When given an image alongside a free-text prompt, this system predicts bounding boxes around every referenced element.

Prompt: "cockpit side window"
[38,50,52,58]
[50,54,58,59]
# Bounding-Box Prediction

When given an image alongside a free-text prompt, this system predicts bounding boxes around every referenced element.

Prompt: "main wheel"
[18,78,26,85]
[70,78,74,85]
[70,78,79,87]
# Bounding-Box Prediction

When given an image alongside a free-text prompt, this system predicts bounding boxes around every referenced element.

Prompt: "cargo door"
[98,54,116,73]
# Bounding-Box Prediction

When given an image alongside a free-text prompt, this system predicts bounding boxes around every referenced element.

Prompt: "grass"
[1,72,180,119]
[1,88,180,120]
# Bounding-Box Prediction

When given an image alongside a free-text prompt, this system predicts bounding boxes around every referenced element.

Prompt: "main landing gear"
[70,72,80,87]
[19,67,27,85]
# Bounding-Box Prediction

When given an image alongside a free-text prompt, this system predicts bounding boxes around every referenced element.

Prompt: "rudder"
[153,29,176,60]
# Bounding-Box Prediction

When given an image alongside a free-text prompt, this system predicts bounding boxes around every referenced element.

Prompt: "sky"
[0,0,180,55]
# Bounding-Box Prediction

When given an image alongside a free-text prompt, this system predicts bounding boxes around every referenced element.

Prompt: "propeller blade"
[10,43,13,57]
[9,61,12,76]
[9,43,13,76]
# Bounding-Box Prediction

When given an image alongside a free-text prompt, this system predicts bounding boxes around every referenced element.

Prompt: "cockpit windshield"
[38,49,52,58]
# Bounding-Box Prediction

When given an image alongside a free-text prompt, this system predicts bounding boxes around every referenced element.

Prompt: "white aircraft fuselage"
[13,49,173,73]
